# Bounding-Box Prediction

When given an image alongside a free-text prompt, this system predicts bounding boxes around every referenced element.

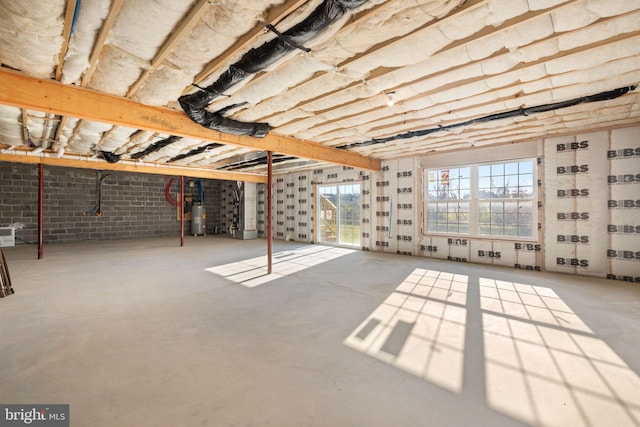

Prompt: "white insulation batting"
[97,126,139,152]
[265,2,640,141]
[0,1,65,78]
[62,0,111,84]
[87,0,196,95]
[0,106,24,146]
[67,121,114,154]
[52,117,80,153]
[230,0,464,121]
[0,0,639,175]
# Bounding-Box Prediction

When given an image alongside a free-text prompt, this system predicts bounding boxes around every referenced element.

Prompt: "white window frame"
[424,158,537,240]
[425,166,472,234]
[316,182,362,247]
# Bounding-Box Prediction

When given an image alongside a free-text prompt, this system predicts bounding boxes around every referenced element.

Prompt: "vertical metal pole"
[267,151,273,274]
[180,175,185,247]
[37,163,44,259]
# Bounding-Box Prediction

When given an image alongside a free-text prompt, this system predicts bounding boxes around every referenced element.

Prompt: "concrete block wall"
[165,177,224,237]
[0,163,224,244]
[218,181,240,235]
[0,164,39,244]
[257,183,267,237]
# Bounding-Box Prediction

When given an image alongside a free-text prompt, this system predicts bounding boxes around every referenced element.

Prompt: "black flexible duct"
[337,85,637,149]
[220,154,296,170]
[97,135,181,163]
[130,135,181,159]
[98,151,121,163]
[179,0,368,137]
[177,104,271,137]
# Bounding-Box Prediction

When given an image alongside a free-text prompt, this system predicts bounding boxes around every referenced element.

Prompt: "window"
[425,159,536,238]
[317,183,361,246]
[426,167,471,234]
[477,161,534,237]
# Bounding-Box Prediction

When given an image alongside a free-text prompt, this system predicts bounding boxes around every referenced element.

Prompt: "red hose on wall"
[164,178,178,206]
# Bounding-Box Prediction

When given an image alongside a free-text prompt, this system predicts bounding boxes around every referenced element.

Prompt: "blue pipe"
[70,0,80,38]
[196,179,204,203]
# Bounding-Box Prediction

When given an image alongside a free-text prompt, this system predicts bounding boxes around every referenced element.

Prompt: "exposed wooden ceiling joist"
[1,0,638,175]
[206,0,421,108]
[0,152,268,183]
[260,0,581,129]
[55,0,78,81]
[81,0,125,86]
[191,0,308,86]
[127,0,211,98]
[0,68,380,171]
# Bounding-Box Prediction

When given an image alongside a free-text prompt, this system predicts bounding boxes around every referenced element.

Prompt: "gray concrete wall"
[0,163,224,244]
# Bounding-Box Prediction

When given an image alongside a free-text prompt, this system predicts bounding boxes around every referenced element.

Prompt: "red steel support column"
[267,151,273,274]
[180,175,185,247]
[37,163,44,259]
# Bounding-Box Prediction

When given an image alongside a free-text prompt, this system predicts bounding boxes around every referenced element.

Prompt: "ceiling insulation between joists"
[0,0,638,175]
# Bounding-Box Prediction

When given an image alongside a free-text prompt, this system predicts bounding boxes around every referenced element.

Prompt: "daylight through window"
[425,159,536,238]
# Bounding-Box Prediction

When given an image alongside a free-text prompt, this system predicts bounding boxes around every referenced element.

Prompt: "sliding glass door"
[317,183,361,246]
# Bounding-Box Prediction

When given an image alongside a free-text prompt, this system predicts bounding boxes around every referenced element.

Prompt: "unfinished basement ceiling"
[0,0,639,177]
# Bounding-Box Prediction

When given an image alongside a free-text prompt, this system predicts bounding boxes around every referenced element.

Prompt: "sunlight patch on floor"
[480,279,640,427]
[344,268,468,393]
[344,270,640,426]
[206,245,355,287]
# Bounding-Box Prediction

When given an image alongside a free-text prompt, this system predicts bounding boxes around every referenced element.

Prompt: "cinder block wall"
[0,163,223,244]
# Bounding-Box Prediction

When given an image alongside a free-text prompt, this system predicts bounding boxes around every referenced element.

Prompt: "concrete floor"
[1,237,639,427]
